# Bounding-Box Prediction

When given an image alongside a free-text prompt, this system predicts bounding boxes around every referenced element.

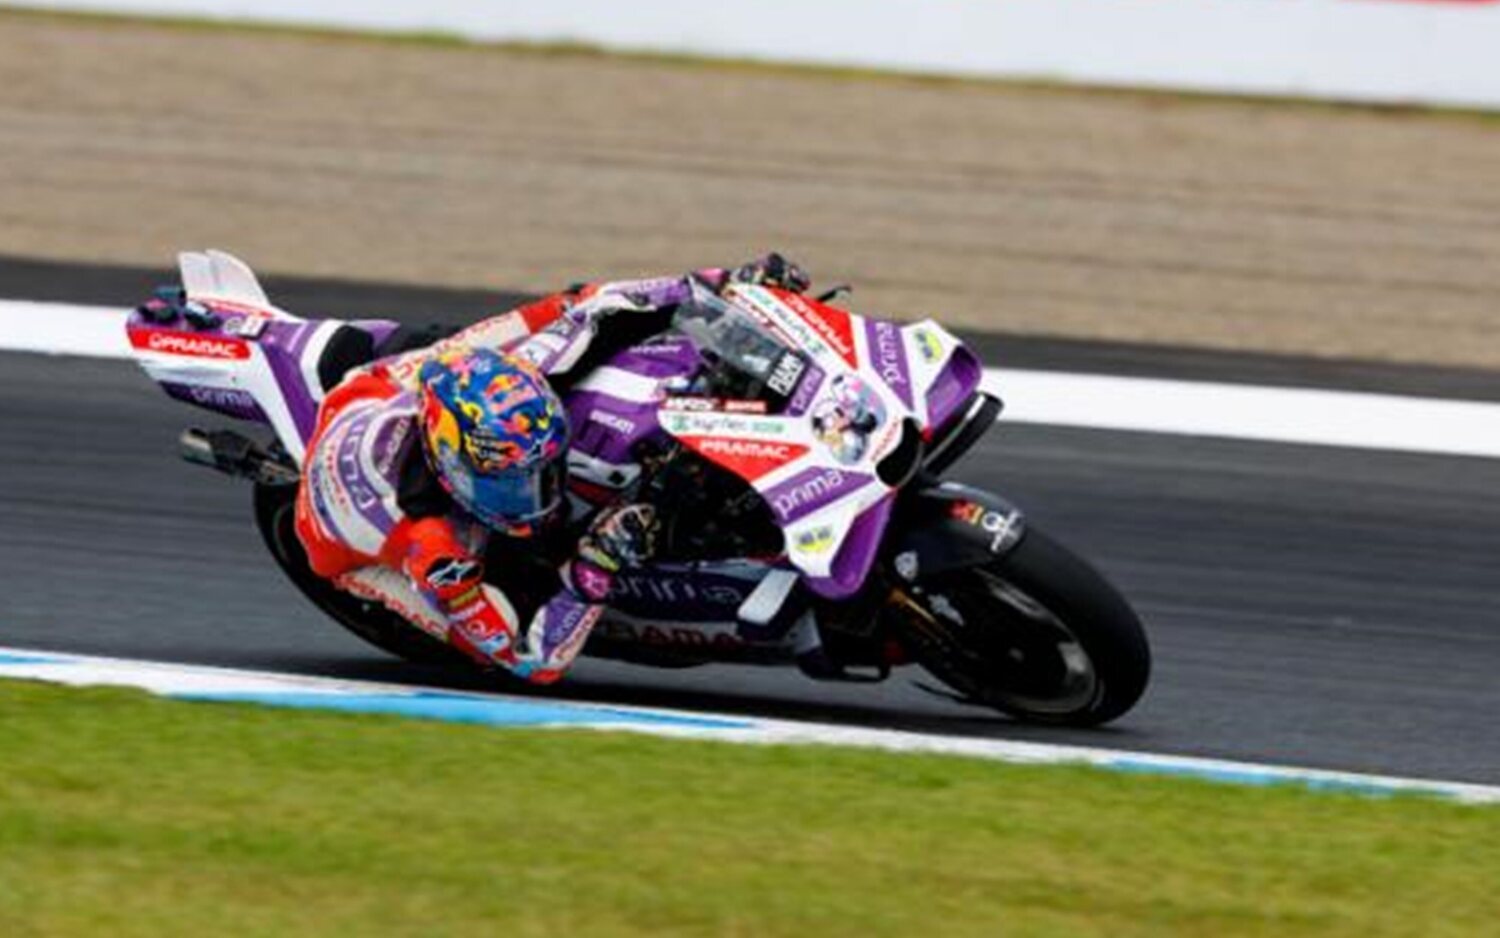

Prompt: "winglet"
[177,249,273,311]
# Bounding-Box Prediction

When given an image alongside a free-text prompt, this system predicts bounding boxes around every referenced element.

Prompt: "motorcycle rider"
[294,253,812,684]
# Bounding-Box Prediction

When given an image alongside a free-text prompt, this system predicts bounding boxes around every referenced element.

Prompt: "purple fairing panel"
[160,383,267,423]
[256,319,322,442]
[760,467,875,526]
[606,275,695,308]
[803,494,896,600]
[926,344,983,432]
[784,360,826,417]
[565,390,663,466]
[562,337,699,466]
[865,319,914,410]
[603,335,702,379]
[606,562,762,624]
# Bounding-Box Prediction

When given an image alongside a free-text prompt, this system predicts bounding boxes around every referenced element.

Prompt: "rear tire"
[906,526,1150,726]
[252,483,470,667]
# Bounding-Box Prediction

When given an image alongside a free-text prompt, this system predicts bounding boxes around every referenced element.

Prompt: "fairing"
[657,284,981,599]
[125,251,396,464]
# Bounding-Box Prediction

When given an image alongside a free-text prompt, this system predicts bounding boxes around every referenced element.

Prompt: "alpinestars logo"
[426,557,481,589]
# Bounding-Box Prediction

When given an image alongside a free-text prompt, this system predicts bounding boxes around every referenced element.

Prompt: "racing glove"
[413,553,522,668]
[728,252,812,293]
[562,503,658,601]
[578,503,659,574]
[518,503,659,685]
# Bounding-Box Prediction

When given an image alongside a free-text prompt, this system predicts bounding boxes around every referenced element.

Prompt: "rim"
[925,570,1101,716]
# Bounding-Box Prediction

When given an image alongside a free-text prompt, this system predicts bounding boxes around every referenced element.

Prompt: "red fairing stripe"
[774,290,859,367]
[128,327,251,360]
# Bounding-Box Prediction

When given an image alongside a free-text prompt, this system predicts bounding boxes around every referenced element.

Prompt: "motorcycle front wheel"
[897,525,1150,726]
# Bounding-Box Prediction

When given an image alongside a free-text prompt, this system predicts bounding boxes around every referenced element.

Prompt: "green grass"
[4,4,1498,126]
[0,681,1495,937]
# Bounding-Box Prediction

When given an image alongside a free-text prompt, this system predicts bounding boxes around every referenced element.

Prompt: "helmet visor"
[463,456,567,530]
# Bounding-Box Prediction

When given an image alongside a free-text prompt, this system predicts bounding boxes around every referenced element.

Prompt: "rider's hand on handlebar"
[728,252,811,294]
[578,502,659,574]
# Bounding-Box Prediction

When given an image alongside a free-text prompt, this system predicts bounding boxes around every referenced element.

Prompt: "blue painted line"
[0,653,59,666]
[1105,758,1441,798]
[174,689,754,730]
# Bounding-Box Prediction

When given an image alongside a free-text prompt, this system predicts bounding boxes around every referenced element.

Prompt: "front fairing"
[660,285,980,599]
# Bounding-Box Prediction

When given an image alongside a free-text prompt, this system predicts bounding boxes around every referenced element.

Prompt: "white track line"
[3,645,1497,803]
[987,371,1500,458]
[5,299,1500,456]
[1,300,130,357]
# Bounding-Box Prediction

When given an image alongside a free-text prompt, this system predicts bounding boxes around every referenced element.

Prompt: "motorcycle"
[126,250,1150,726]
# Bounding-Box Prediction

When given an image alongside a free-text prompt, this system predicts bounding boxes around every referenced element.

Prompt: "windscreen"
[672,277,807,401]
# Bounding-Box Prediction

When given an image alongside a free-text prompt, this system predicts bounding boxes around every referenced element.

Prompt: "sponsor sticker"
[129,327,250,360]
[666,411,795,439]
[684,436,809,481]
[950,500,1022,552]
[793,525,836,556]
[788,363,825,415]
[780,292,858,366]
[221,315,269,339]
[869,320,913,408]
[178,385,261,415]
[912,327,945,365]
[589,409,637,436]
[698,438,797,461]
[609,574,748,610]
[426,557,481,589]
[663,396,768,416]
[596,620,746,649]
[766,351,807,397]
[810,374,886,465]
[762,467,872,523]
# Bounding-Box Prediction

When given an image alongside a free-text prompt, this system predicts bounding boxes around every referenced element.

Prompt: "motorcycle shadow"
[273,654,1149,744]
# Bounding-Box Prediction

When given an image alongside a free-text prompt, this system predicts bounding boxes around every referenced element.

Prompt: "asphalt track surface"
[4,261,1500,785]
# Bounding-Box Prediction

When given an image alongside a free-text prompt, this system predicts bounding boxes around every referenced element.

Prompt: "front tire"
[902,526,1150,726]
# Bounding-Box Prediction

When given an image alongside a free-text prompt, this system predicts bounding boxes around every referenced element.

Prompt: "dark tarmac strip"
[4,348,1499,783]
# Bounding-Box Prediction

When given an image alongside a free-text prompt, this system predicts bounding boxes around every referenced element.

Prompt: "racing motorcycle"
[126,250,1150,726]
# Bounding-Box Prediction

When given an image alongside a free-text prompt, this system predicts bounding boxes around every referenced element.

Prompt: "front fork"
[813,482,1031,682]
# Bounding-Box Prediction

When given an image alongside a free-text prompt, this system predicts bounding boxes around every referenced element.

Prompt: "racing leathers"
[293,255,809,684]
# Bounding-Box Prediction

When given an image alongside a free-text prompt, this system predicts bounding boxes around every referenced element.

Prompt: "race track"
[4,263,1499,785]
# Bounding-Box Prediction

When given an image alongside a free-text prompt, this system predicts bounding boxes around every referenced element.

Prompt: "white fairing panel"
[178,250,280,314]
[130,249,331,464]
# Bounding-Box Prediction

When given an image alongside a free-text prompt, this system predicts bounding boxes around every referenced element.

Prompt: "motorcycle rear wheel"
[902,526,1150,726]
[252,483,470,667]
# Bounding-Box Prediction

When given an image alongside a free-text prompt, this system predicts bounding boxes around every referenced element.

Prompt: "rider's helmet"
[417,348,570,537]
